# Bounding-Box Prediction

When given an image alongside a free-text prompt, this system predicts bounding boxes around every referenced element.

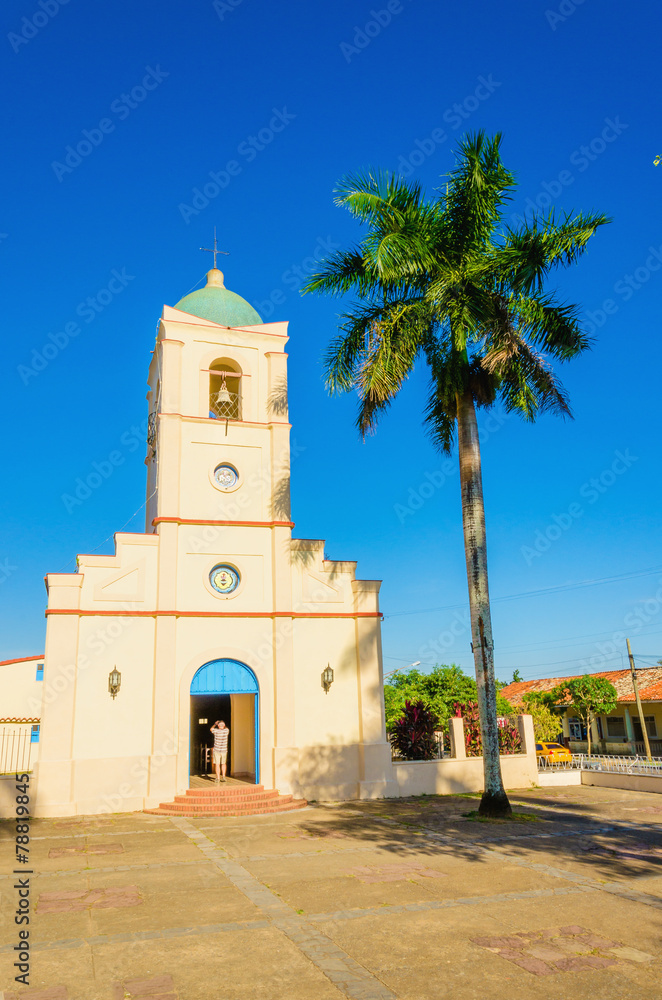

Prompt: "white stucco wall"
[0,656,44,721]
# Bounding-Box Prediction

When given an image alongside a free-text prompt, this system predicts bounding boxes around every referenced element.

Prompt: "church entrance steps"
[183,783,270,797]
[144,784,308,817]
[177,790,280,806]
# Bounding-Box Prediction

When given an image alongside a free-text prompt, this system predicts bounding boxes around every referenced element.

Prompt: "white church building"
[5,267,399,816]
[1,267,538,817]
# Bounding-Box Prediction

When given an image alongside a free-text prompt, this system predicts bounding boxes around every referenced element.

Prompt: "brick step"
[167,795,287,812]
[180,788,274,801]
[155,794,295,813]
[145,798,307,818]
[184,784,266,797]
[176,792,281,806]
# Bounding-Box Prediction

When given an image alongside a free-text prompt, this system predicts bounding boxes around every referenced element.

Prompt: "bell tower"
[145,267,292,533]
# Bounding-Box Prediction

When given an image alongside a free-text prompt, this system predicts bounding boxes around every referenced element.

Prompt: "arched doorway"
[189,659,259,783]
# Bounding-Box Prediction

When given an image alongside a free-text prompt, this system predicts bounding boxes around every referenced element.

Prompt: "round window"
[209,564,240,595]
[213,463,239,491]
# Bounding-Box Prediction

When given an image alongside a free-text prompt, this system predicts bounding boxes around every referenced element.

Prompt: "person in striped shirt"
[210,720,230,782]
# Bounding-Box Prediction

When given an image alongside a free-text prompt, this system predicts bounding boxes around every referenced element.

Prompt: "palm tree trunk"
[456,390,512,818]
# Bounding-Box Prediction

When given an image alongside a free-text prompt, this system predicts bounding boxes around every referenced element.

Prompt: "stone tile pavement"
[1,784,661,999]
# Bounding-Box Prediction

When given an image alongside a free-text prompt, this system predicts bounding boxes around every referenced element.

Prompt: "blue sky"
[1,0,661,681]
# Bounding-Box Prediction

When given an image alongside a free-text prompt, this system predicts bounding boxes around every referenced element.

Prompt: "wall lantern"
[108,667,121,700]
[321,664,334,694]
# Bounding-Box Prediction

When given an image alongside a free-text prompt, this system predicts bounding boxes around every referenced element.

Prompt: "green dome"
[174,269,262,326]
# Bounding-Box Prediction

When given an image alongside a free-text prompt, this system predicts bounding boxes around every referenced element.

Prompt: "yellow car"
[535,741,572,763]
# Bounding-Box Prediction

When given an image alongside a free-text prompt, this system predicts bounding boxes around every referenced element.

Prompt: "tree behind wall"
[550,676,618,755]
[385,664,515,731]
[522,694,564,742]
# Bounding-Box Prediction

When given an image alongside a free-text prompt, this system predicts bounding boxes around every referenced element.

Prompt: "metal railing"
[0,729,37,775]
[634,741,662,756]
[539,753,662,776]
[210,390,241,421]
[390,733,448,761]
[569,740,662,756]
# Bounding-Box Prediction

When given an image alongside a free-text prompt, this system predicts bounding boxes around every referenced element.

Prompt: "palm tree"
[303,131,609,817]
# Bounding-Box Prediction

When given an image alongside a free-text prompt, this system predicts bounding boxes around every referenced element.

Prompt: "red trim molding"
[152,517,294,528]
[0,655,44,666]
[0,717,40,724]
[158,412,291,428]
[166,315,289,338]
[45,610,382,620]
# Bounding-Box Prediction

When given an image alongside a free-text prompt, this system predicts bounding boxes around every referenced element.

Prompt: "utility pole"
[626,638,652,761]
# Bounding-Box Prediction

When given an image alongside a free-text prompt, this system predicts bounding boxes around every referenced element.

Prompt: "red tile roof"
[501,667,662,705]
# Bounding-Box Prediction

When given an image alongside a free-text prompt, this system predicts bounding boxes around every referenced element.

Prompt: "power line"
[384,628,662,665]
[500,627,662,658]
[385,639,661,678]
[498,626,662,655]
[383,565,662,619]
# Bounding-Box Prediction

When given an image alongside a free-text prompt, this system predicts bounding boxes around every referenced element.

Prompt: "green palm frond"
[354,305,427,437]
[422,343,478,452]
[483,334,572,420]
[443,131,515,261]
[507,294,591,360]
[323,295,429,395]
[334,169,424,221]
[301,245,377,297]
[498,210,611,294]
[305,131,608,445]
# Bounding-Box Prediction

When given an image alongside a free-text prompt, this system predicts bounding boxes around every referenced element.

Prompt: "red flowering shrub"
[453,701,522,756]
[390,700,440,760]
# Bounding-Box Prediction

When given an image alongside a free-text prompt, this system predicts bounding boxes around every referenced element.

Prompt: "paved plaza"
[1,784,662,999]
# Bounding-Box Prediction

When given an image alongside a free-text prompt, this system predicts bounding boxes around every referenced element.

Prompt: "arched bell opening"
[209,359,241,420]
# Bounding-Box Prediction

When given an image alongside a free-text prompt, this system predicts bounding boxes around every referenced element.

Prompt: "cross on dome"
[199,227,229,270]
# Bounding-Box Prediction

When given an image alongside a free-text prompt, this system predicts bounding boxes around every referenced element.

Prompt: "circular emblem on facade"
[209,564,240,595]
[213,464,239,491]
